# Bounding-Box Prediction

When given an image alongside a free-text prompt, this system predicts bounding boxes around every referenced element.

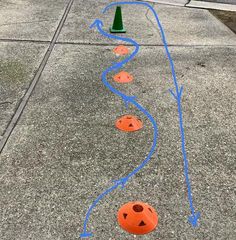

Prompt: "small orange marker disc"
[115,115,143,132]
[113,45,129,56]
[117,201,158,235]
[113,71,133,83]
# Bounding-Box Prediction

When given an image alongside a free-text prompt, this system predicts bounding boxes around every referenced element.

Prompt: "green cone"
[110,6,126,33]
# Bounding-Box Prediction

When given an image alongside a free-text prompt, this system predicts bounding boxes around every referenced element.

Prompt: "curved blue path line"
[103,1,200,228]
[80,19,158,238]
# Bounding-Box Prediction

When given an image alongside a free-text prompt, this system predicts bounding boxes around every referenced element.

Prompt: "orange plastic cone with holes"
[115,115,143,132]
[113,45,129,56]
[117,201,158,235]
[113,71,133,83]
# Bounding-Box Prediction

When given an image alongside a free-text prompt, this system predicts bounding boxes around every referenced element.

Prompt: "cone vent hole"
[139,220,146,226]
[123,213,128,219]
[133,204,143,212]
[148,208,153,213]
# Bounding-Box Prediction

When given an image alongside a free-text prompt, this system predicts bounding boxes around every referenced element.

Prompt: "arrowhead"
[113,177,129,189]
[122,95,136,108]
[80,232,93,238]
[169,88,178,100]
[188,211,200,227]
[90,19,103,29]
[178,85,184,98]
[169,86,184,101]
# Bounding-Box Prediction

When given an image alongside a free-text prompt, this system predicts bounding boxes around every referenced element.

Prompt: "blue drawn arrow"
[103,1,200,227]
[80,19,158,238]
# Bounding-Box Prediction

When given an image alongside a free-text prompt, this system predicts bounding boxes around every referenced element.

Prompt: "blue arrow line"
[80,19,158,238]
[103,1,200,227]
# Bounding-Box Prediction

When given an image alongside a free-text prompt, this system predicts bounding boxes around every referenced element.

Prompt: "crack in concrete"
[185,0,191,6]
[0,101,12,106]
[145,2,162,40]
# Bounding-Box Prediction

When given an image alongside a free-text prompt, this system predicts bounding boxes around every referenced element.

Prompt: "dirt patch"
[210,10,236,34]
[0,60,27,85]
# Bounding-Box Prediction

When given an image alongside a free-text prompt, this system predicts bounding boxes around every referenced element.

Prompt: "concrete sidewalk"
[187,0,236,11]
[195,0,236,4]
[0,0,235,240]
[145,0,236,11]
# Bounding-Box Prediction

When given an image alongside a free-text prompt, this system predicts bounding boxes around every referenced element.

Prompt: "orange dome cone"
[117,201,158,235]
[113,71,133,83]
[113,45,129,56]
[115,115,143,132]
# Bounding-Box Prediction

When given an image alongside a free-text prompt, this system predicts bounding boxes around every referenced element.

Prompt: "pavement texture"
[0,0,68,41]
[196,0,236,4]
[187,0,236,11]
[0,0,236,240]
[58,0,236,45]
[0,42,47,137]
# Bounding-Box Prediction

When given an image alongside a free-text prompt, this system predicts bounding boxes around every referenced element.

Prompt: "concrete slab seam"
[57,42,236,47]
[0,38,51,44]
[0,41,235,48]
